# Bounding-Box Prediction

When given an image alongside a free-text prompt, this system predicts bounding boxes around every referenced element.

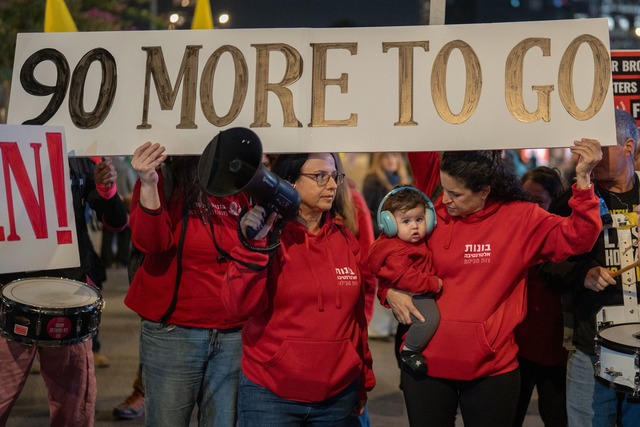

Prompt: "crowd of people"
[2,109,640,427]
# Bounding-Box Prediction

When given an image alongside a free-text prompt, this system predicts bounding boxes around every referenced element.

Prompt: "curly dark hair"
[440,150,532,203]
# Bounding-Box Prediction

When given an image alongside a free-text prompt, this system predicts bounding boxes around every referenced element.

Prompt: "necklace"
[599,187,635,212]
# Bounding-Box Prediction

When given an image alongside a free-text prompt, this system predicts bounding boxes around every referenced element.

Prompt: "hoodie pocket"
[263,337,362,402]
[425,319,496,380]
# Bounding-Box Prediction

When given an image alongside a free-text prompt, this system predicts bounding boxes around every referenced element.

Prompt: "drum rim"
[596,322,640,355]
[1,276,101,308]
[2,276,100,293]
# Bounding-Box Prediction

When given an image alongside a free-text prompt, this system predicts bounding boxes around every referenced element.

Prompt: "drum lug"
[605,367,623,378]
[598,320,614,329]
[635,352,640,369]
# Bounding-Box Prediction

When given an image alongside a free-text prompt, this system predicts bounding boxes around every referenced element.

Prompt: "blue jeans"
[140,320,242,427]
[238,372,359,427]
[566,349,640,427]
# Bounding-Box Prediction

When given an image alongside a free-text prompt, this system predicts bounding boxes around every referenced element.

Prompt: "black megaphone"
[198,127,300,238]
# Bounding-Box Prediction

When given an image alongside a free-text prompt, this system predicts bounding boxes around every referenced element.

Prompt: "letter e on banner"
[0,124,79,274]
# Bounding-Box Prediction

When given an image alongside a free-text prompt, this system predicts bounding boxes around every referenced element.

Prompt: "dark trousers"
[100,227,131,267]
[401,366,520,427]
[512,357,567,427]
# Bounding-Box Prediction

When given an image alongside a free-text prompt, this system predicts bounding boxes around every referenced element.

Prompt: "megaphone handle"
[236,208,282,254]
[245,209,266,240]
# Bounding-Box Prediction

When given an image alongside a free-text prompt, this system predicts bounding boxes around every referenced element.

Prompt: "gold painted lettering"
[137,45,201,129]
[505,38,554,123]
[558,34,610,121]
[431,40,482,124]
[382,41,429,126]
[309,43,358,127]
[251,43,302,128]
[200,45,248,127]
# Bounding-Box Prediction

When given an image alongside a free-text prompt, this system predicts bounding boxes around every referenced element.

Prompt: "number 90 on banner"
[19,48,117,129]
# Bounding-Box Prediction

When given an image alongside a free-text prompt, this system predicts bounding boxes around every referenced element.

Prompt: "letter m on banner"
[0,124,79,273]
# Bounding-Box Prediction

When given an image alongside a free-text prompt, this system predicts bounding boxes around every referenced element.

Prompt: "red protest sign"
[611,50,640,127]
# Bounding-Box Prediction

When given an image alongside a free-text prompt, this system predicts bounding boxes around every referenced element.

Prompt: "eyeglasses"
[299,171,345,186]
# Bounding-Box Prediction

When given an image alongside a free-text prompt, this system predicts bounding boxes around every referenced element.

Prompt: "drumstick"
[608,260,640,278]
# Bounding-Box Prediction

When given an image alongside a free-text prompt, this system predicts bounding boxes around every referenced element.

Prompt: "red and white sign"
[0,124,79,274]
[611,50,640,127]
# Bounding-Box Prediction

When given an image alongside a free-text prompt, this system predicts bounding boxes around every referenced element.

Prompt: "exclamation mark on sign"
[46,132,72,244]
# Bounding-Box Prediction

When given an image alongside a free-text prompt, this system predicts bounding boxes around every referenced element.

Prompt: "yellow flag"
[44,0,78,32]
[192,0,214,30]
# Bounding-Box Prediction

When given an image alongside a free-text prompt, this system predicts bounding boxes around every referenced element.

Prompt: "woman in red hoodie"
[126,142,249,427]
[384,139,603,427]
[223,152,375,427]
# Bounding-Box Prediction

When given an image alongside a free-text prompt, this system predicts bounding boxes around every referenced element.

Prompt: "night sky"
[209,0,425,29]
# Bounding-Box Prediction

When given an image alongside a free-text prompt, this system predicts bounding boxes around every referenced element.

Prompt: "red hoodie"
[224,216,375,403]
[379,184,600,380]
[125,172,248,329]
[368,234,441,294]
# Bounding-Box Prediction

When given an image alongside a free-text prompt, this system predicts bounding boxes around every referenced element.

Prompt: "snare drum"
[595,323,640,396]
[0,277,103,347]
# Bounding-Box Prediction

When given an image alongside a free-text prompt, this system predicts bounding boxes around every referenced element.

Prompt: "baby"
[368,186,442,374]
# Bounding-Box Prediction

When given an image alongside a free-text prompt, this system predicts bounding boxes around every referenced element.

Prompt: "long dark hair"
[166,156,209,212]
[440,150,532,202]
[332,154,357,233]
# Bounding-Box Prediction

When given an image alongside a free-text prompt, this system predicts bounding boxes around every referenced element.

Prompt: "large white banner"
[8,18,615,156]
[0,124,79,274]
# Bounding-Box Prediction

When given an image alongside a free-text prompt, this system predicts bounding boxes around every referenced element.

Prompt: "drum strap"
[596,174,640,326]
[615,222,639,322]
[159,203,189,323]
[617,173,640,322]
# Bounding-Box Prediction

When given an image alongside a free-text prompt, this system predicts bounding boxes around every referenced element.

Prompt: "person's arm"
[537,190,599,296]
[376,251,442,294]
[523,138,601,264]
[131,142,167,211]
[407,152,440,197]
[350,187,378,323]
[222,205,275,320]
[128,142,176,254]
[89,157,127,231]
[381,287,425,324]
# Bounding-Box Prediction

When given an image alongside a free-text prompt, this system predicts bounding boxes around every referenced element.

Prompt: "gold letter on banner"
[505,38,554,123]
[382,41,429,126]
[309,43,358,127]
[431,40,482,124]
[138,45,201,129]
[558,35,610,121]
[200,45,248,127]
[251,43,302,128]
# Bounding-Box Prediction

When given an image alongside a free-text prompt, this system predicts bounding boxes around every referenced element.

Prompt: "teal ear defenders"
[376,186,436,237]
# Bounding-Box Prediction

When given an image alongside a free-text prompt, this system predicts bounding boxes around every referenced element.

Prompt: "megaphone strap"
[205,207,276,272]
